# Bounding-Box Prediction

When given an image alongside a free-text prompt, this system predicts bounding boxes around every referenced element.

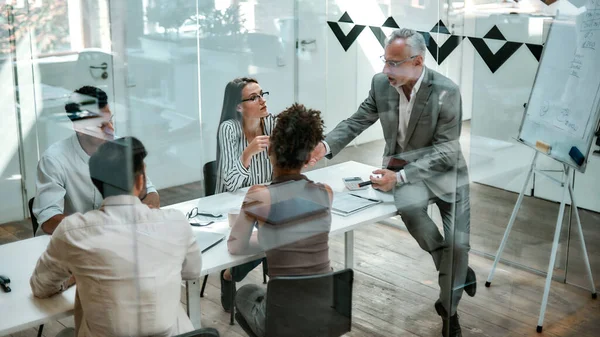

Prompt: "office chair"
[28,198,45,337]
[174,328,220,337]
[235,269,354,337]
[203,161,218,197]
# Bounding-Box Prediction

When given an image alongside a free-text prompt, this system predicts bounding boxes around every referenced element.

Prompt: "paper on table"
[332,192,382,216]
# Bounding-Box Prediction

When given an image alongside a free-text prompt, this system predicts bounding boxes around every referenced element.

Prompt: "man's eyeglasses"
[241,91,269,103]
[380,55,417,68]
[186,207,222,219]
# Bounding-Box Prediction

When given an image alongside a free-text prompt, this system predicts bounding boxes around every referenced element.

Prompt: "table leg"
[186,279,202,329]
[345,230,354,269]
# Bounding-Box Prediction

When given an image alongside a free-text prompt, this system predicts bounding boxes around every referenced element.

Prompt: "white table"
[0,161,397,334]
[0,235,75,336]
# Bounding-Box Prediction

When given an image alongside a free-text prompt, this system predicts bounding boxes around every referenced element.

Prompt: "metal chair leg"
[262,261,268,284]
[200,275,208,297]
[37,324,44,337]
[230,279,235,325]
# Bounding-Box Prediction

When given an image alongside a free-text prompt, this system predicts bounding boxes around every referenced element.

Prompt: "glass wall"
[1,0,598,336]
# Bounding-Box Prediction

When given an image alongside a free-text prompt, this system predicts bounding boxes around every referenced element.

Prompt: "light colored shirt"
[395,69,425,151]
[33,134,157,234]
[30,195,201,337]
[393,69,424,185]
[216,115,275,193]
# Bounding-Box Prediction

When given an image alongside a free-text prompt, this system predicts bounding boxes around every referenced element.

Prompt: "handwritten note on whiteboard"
[519,1,600,172]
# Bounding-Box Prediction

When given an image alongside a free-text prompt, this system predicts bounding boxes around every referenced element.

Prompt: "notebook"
[331,192,382,216]
[244,197,329,226]
[195,231,225,253]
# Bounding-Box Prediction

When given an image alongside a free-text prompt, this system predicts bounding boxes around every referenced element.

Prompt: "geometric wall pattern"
[328,12,545,73]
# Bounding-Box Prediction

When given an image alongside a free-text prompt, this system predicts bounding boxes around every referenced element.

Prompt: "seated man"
[32,86,160,235]
[30,137,200,337]
[228,103,333,337]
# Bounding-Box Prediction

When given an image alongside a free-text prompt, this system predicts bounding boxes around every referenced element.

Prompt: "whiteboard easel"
[485,152,596,332]
[486,7,599,333]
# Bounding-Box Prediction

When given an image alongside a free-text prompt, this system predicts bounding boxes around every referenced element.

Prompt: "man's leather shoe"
[435,301,462,337]
[220,269,236,313]
[465,267,476,297]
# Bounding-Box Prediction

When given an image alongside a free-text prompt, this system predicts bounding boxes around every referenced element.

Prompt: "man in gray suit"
[309,28,474,337]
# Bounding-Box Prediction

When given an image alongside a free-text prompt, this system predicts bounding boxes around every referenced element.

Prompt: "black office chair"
[199,161,268,325]
[235,269,354,337]
[28,198,45,337]
[174,328,220,337]
[203,161,218,197]
[28,198,40,236]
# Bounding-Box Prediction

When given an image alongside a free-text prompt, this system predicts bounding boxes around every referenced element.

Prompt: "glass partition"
[0,1,598,336]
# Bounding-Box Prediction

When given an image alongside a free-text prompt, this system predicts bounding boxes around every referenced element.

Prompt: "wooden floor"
[2,126,599,337]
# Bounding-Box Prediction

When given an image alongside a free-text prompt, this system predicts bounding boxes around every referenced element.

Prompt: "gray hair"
[385,28,427,59]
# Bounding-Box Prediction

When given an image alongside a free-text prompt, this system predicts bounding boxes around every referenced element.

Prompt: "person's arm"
[218,122,251,192]
[227,185,269,255]
[180,216,202,280]
[30,227,73,298]
[142,192,160,208]
[33,156,67,235]
[402,85,464,184]
[142,176,160,208]
[41,214,66,235]
[323,75,381,158]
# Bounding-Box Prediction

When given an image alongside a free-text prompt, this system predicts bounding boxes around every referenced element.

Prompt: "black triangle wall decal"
[430,20,450,34]
[382,16,399,28]
[483,25,506,41]
[370,26,386,48]
[328,22,365,51]
[526,43,543,61]
[339,12,353,23]
[469,37,522,73]
[420,32,464,64]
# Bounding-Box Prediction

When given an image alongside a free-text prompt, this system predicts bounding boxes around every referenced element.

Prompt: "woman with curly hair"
[227,103,333,337]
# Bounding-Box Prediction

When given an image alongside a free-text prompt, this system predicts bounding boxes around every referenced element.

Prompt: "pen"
[358,181,373,187]
[349,193,380,203]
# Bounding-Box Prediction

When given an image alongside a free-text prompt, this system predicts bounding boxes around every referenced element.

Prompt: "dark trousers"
[230,258,267,282]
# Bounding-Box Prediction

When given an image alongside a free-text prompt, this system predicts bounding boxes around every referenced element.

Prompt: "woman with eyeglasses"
[216,77,274,313]
[216,77,273,194]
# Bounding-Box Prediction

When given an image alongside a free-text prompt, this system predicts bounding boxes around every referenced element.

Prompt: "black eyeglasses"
[186,207,222,219]
[241,91,269,103]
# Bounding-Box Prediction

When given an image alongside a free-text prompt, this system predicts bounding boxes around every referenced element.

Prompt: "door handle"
[89,62,108,70]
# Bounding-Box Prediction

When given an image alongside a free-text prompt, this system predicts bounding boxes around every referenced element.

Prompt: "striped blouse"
[216,114,276,193]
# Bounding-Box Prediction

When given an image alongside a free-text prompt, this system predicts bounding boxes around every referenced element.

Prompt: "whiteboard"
[519,5,600,173]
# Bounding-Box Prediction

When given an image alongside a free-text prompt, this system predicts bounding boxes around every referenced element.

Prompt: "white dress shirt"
[394,69,425,184]
[33,134,157,234]
[30,195,201,337]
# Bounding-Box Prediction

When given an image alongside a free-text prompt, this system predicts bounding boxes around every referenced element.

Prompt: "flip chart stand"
[485,151,596,333]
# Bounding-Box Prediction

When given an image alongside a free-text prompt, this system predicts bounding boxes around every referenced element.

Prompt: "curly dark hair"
[269,103,324,170]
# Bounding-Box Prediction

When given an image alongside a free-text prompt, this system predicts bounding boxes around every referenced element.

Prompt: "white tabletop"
[0,236,75,336]
[166,161,397,276]
[0,161,396,336]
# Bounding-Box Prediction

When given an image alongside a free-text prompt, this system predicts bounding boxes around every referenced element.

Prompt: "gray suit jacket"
[325,67,469,198]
